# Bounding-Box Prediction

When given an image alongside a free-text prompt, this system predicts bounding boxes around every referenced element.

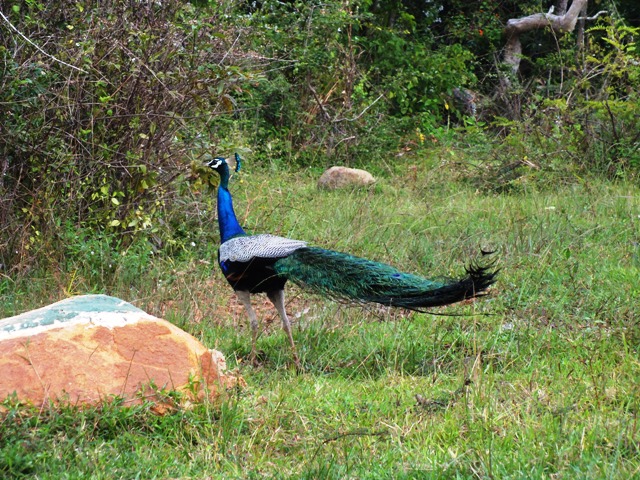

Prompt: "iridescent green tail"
[274,247,497,310]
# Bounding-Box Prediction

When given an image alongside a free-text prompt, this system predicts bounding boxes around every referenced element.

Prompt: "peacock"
[207,154,497,366]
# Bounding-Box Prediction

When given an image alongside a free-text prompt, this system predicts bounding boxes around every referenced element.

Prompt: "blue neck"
[217,171,246,243]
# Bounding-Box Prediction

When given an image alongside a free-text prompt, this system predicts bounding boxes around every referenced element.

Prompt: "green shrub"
[0,1,257,271]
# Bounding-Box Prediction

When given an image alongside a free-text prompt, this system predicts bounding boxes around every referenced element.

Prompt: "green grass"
[1,160,639,479]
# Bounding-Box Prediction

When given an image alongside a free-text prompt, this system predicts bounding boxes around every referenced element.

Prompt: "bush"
[0,0,257,271]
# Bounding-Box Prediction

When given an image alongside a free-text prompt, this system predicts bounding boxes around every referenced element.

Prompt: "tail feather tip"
[466,260,500,295]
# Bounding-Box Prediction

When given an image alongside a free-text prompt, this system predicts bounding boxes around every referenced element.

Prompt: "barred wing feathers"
[219,234,307,262]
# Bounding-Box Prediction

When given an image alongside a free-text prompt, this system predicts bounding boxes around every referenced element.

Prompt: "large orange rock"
[0,295,242,408]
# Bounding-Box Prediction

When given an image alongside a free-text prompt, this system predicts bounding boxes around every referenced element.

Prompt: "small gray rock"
[318,166,376,190]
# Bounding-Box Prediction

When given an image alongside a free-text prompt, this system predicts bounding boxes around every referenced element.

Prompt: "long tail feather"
[274,247,497,311]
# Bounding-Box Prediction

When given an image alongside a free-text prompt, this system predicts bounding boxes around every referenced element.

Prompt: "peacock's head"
[205,153,241,176]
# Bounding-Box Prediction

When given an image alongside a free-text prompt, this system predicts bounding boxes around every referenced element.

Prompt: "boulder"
[317,166,375,189]
[0,295,243,409]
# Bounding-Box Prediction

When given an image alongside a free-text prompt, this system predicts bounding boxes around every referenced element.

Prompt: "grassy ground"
[1,157,639,479]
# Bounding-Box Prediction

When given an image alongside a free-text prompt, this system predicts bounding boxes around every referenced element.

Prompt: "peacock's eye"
[208,158,223,169]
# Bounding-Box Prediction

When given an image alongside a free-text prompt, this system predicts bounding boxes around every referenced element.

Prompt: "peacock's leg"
[235,290,259,364]
[267,289,300,367]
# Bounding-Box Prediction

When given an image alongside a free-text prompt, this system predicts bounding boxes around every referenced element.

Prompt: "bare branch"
[0,10,88,74]
[219,33,241,66]
[500,0,589,91]
[334,94,384,122]
[579,10,607,21]
[308,84,332,122]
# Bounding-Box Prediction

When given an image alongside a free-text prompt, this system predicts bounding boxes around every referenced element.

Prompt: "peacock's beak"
[202,153,214,167]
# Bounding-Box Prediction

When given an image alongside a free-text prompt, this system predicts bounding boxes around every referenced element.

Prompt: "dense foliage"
[0,0,639,273]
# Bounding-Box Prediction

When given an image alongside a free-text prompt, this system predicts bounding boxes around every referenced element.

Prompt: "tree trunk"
[501,0,588,86]
[496,0,592,120]
[556,0,569,15]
